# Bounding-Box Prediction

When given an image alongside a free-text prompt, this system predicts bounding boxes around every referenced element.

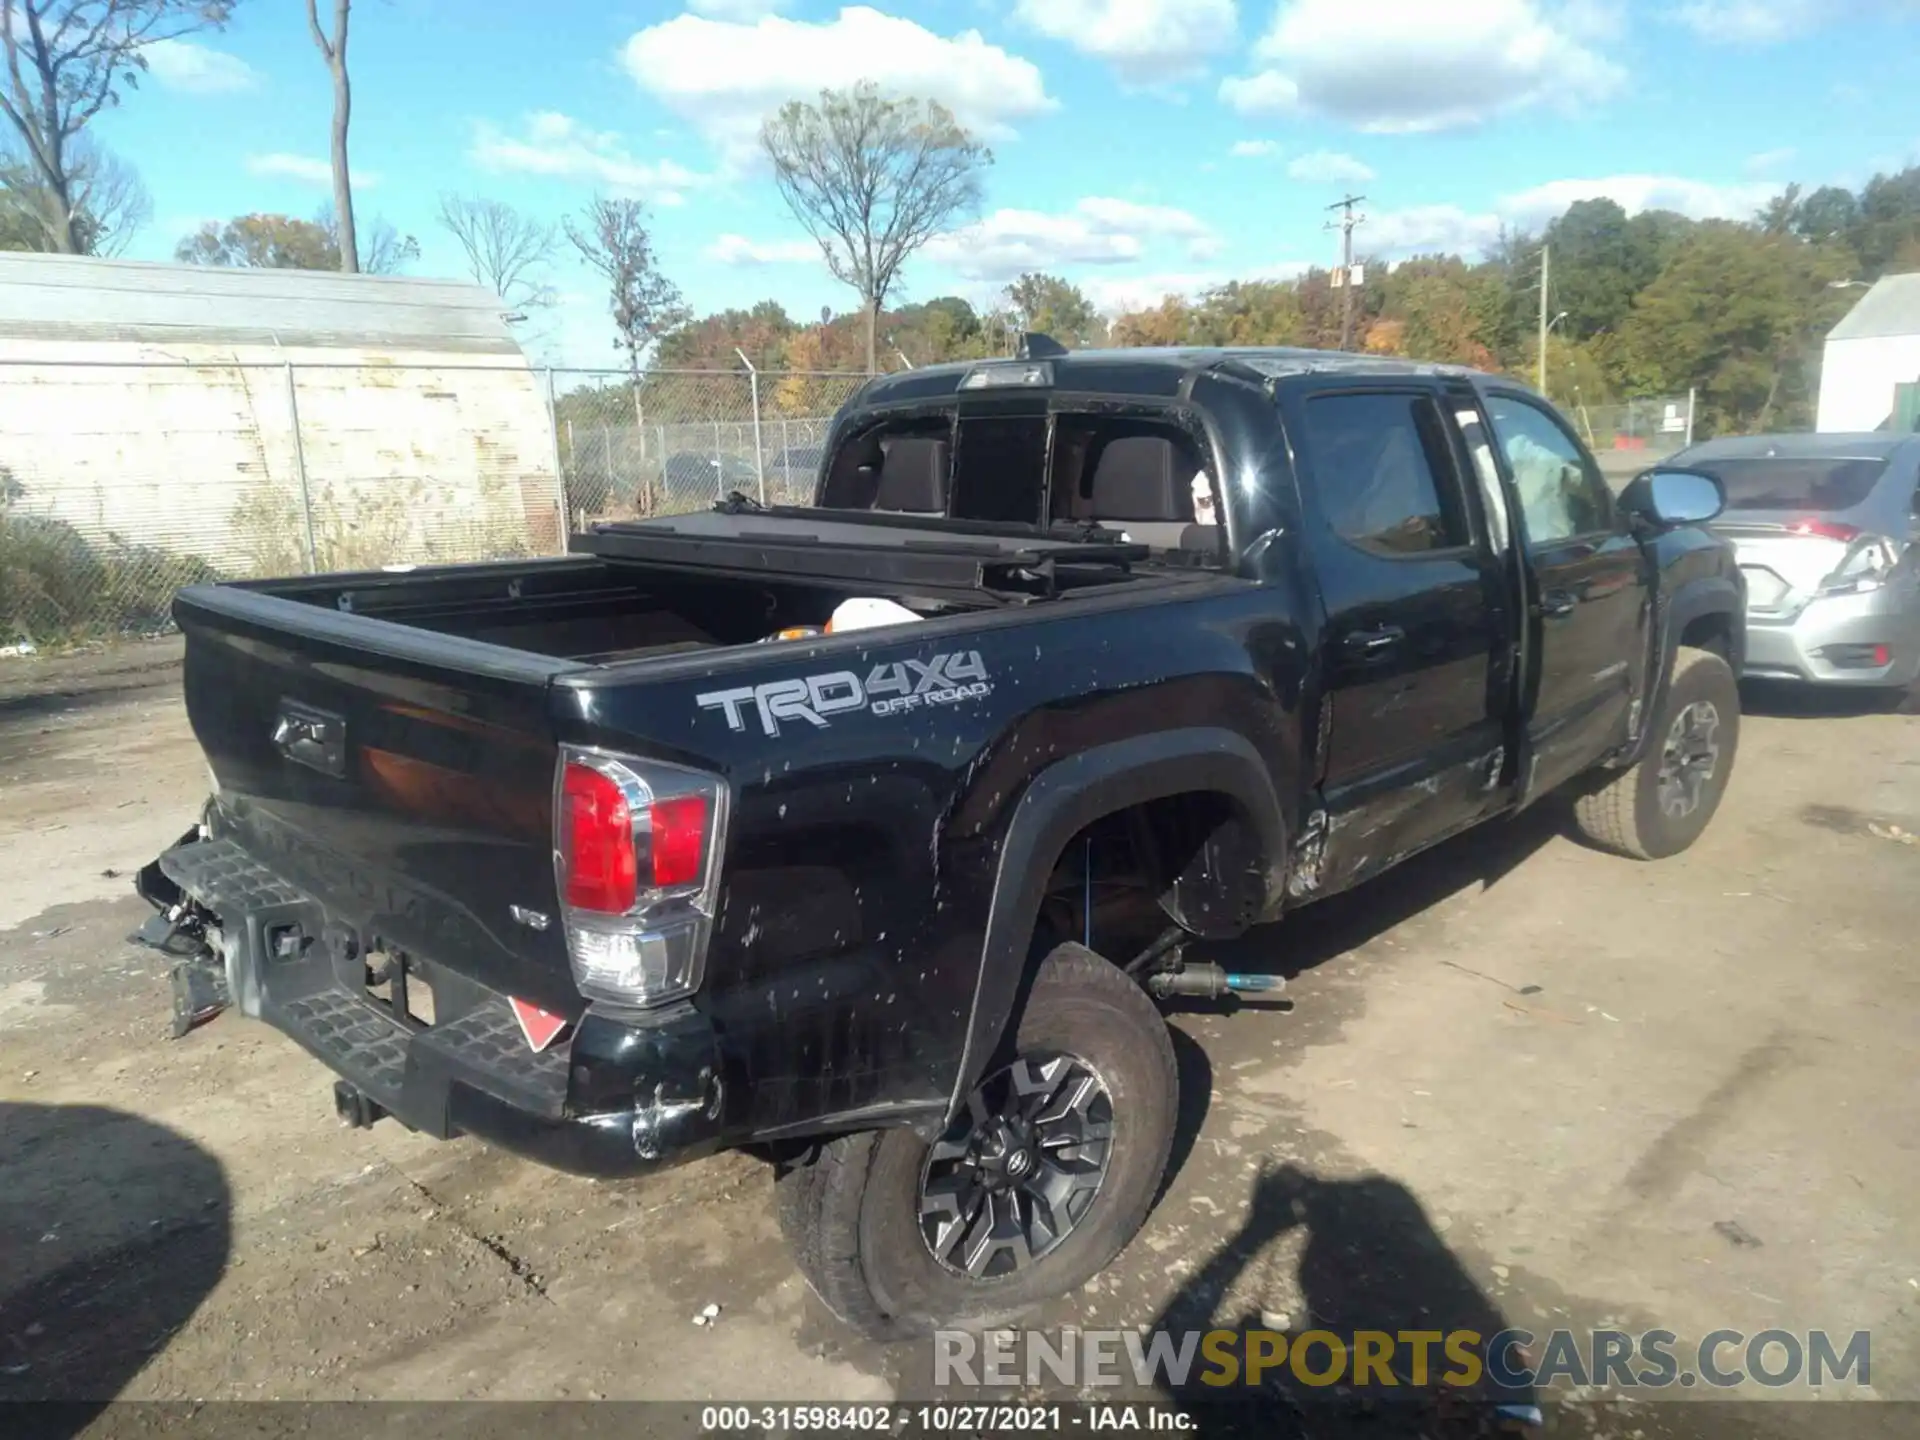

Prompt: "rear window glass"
[1695,457,1888,512]
[951,415,1048,524]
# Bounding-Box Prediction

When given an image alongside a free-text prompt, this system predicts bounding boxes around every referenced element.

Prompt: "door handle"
[1539,590,1577,618]
[1343,625,1405,658]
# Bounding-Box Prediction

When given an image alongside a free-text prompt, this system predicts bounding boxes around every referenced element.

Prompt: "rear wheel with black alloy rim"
[775,942,1176,1338]
[1573,645,1740,860]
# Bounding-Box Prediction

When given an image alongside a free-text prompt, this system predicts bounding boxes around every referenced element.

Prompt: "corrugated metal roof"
[1828,272,1920,342]
[0,252,522,354]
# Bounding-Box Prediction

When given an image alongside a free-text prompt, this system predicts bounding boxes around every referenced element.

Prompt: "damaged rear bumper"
[141,835,731,1179]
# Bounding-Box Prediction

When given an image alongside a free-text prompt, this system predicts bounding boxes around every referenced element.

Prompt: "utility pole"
[1325,194,1367,351]
[1536,243,1551,393]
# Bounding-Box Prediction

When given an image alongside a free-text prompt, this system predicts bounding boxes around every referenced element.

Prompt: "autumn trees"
[174,210,418,273]
[1085,167,1920,436]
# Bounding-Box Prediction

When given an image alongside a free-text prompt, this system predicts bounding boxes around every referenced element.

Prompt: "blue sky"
[96,0,1920,369]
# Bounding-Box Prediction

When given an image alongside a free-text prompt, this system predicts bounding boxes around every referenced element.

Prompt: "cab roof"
[851,346,1494,409]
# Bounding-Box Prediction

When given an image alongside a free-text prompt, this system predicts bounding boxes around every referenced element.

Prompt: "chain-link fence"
[552,369,865,523]
[0,361,867,650]
[1569,392,1696,455]
[1561,392,1697,488]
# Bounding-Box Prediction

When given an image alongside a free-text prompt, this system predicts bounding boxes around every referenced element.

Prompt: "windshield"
[1693,456,1888,513]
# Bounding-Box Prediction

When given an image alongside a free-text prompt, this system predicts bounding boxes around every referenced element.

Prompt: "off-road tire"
[774,942,1177,1340]
[1574,645,1740,860]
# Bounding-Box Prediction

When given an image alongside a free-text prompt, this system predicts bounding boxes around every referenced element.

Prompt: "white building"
[1817,272,1920,433]
[0,253,562,580]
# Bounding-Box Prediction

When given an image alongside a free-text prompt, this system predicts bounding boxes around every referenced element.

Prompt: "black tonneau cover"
[575,507,1150,592]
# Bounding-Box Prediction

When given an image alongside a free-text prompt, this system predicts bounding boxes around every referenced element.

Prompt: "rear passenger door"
[1284,382,1511,893]
[1478,389,1651,800]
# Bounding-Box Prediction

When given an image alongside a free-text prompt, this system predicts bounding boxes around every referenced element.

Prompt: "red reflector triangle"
[509,997,568,1054]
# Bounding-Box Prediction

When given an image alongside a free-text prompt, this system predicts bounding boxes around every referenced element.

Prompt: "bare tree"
[1,134,148,254]
[0,1,235,254]
[315,202,414,274]
[761,82,990,374]
[65,137,147,254]
[437,194,556,312]
[304,0,356,273]
[563,195,687,374]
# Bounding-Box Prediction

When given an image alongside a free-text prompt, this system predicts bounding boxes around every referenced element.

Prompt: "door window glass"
[1303,392,1468,556]
[1484,394,1612,543]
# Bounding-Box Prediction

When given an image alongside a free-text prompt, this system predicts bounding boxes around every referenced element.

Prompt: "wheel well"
[1679,612,1733,661]
[1035,790,1265,960]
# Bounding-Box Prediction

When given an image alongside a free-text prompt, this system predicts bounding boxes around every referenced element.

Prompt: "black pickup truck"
[137,344,1744,1338]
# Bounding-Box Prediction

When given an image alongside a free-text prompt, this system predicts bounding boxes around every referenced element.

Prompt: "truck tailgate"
[174,584,584,1016]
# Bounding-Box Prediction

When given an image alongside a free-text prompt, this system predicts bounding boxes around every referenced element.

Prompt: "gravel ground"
[2,640,1916,1437]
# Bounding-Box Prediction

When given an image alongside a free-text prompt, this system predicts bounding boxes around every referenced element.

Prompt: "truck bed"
[226,508,1165,667]
[166,513,1221,1020]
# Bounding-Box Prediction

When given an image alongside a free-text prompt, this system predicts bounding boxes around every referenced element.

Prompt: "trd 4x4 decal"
[697,652,992,737]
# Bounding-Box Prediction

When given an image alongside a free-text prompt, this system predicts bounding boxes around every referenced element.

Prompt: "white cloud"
[1077,197,1220,255]
[1675,0,1818,43]
[1082,262,1313,315]
[689,0,790,17]
[1676,0,1918,44]
[1011,0,1239,84]
[1217,70,1299,116]
[1363,205,1507,257]
[621,7,1054,164]
[1558,0,1630,42]
[707,234,821,265]
[1501,175,1776,228]
[1230,139,1281,157]
[1221,0,1624,132]
[925,197,1221,281]
[470,113,703,203]
[1362,173,1779,258]
[245,153,380,189]
[1287,149,1375,184]
[1744,146,1798,175]
[142,39,261,94]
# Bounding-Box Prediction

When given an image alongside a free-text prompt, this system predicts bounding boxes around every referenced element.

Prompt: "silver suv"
[1671,433,1920,690]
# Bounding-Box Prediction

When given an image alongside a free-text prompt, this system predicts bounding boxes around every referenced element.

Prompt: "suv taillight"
[555,750,727,1007]
[1788,517,1860,542]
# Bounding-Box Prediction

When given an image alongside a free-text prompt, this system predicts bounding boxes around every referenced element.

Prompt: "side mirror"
[1619,466,1725,528]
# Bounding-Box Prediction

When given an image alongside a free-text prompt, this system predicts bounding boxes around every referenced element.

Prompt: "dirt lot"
[2,641,1917,1436]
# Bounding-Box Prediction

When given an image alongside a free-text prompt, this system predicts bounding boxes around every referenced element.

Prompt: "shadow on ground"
[1149,1162,1536,1438]
[0,1103,232,1434]
[1739,677,1916,720]
[1204,797,1569,990]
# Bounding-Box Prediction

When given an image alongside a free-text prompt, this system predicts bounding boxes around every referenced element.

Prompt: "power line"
[1324,194,1367,351]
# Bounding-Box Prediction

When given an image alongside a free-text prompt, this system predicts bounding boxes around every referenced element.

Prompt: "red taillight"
[560,760,713,911]
[1789,517,1860,542]
[648,794,708,888]
[561,761,637,913]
